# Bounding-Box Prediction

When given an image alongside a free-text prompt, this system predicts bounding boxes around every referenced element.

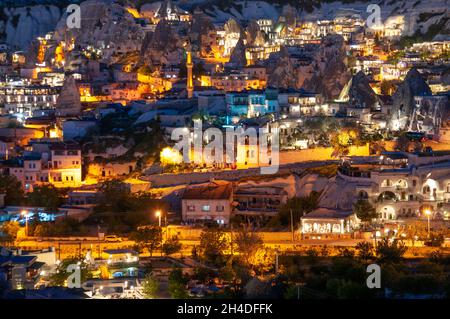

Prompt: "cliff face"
[53,0,145,64]
[197,0,450,39]
[0,5,61,50]
[140,19,183,68]
[1,0,449,52]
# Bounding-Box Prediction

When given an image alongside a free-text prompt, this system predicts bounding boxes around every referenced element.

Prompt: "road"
[16,237,365,259]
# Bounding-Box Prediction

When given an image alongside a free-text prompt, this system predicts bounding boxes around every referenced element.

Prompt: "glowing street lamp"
[424,209,432,238]
[155,210,161,227]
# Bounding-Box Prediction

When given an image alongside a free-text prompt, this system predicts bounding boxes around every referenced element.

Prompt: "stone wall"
[143,144,369,187]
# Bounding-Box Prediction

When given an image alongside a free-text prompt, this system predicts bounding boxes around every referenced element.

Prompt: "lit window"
[201,205,210,212]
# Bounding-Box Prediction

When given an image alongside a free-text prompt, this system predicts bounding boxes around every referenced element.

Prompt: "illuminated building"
[0,84,59,118]
[245,44,280,65]
[200,73,266,92]
[226,90,278,117]
[0,250,46,290]
[301,208,360,238]
[381,63,409,81]
[152,0,191,23]
[255,19,273,34]
[182,181,233,225]
[277,88,321,117]
[8,142,82,191]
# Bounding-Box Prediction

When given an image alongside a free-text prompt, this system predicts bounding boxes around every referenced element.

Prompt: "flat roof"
[302,207,354,219]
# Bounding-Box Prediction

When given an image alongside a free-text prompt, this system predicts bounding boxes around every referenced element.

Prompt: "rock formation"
[389,68,432,129]
[228,36,247,67]
[54,0,145,64]
[302,34,351,100]
[140,19,182,68]
[56,75,82,117]
[245,20,266,47]
[338,71,379,109]
[267,46,298,89]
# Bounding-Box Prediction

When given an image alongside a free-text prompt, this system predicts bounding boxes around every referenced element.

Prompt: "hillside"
[0,0,448,51]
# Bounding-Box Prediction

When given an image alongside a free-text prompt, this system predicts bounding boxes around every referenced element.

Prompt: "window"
[187,205,195,212]
[217,205,224,212]
[201,205,210,212]
[381,179,392,187]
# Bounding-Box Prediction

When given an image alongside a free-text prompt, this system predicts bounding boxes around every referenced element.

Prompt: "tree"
[198,227,229,265]
[162,236,182,256]
[0,175,25,205]
[130,227,162,256]
[356,241,374,261]
[352,199,377,226]
[97,179,132,213]
[142,273,160,299]
[275,191,320,227]
[252,247,276,274]
[168,266,189,299]
[0,221,20,244]
[376,238,407,263]
[49,257,91,286]
[395,132,423,153]
[233,226,263,266]
[33,223,51,237]
[243,277,272,299]
[27,185,64,210]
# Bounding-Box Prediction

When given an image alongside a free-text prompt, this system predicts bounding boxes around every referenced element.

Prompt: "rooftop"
[302,207,354,219]
[182,181,233,200]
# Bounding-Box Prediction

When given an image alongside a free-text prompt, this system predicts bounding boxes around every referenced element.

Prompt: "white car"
[104,235,123,242]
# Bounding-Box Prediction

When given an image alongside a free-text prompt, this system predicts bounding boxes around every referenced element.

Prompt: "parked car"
[104,235,122,242]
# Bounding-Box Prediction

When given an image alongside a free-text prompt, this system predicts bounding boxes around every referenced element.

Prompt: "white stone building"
[181,181,233,225]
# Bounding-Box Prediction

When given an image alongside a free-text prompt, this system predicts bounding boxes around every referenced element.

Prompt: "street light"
[155,210,161,227]
[424,209,432,238]
[21,210,28,237]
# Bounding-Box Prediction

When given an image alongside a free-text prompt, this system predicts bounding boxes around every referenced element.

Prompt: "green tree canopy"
[142,273,160,299]
[376,238,407,264]
[198,226,229,266]
[352,199,377,224]
[233,226,263,266]
[162,236,182,257]
[27,185,64,210]
[130,226,162,256]
[0,175,25,205]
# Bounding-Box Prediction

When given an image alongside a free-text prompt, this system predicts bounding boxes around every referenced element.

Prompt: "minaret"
[186,44,194,99]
